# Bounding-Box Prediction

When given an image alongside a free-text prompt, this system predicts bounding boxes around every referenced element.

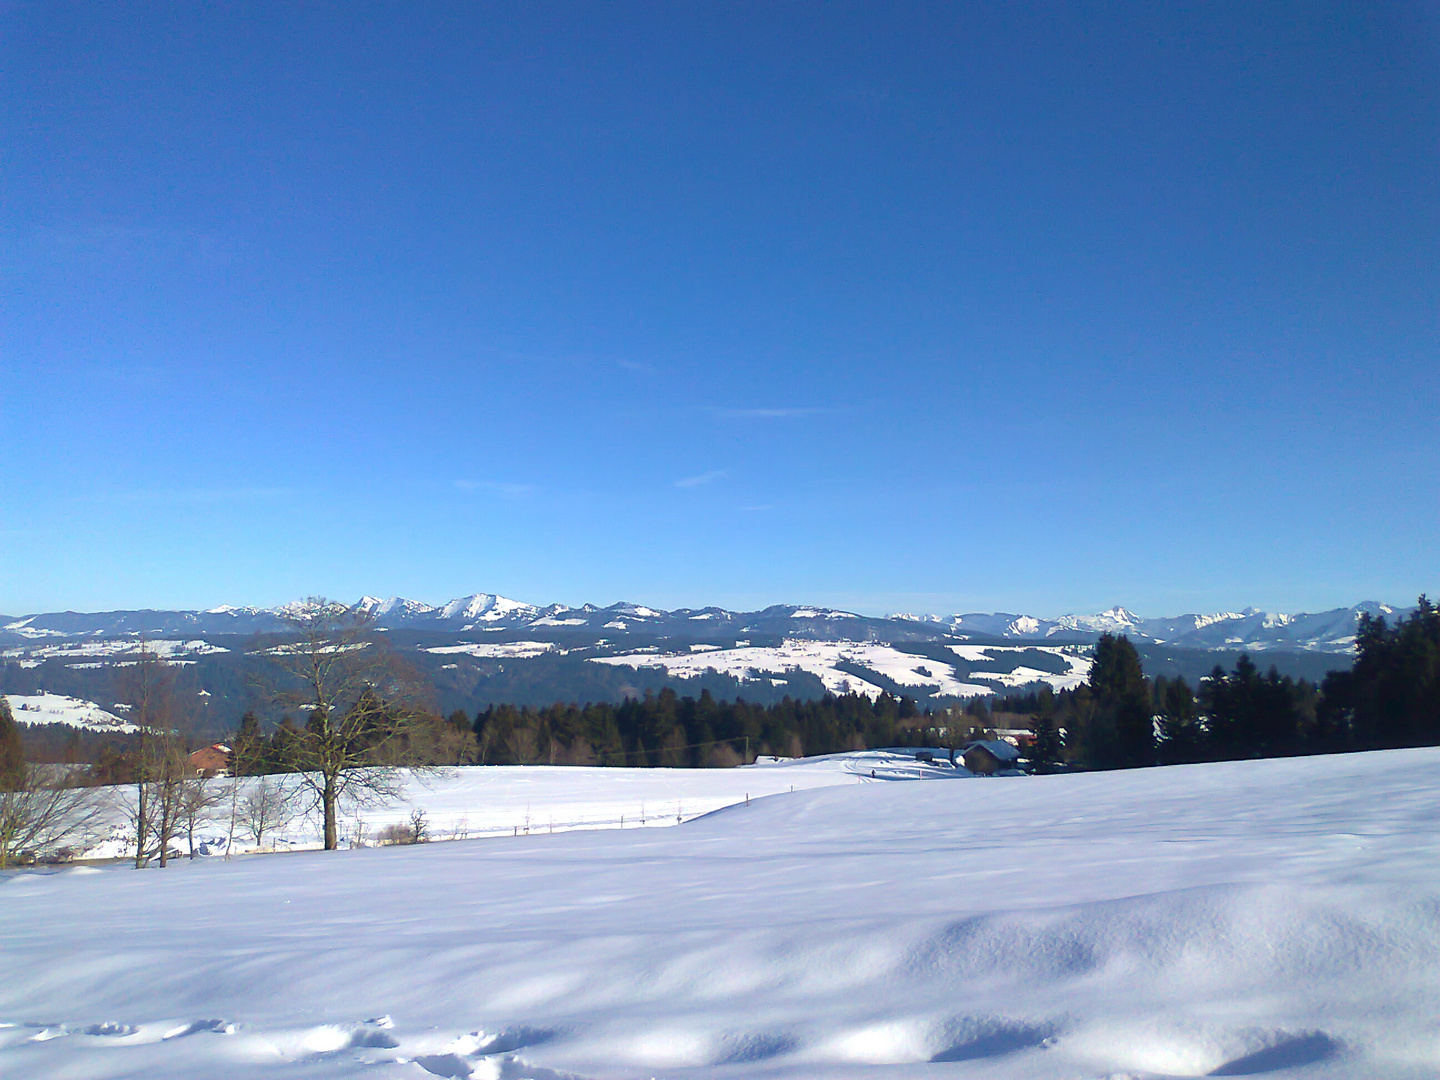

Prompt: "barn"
[961,739,1022,776]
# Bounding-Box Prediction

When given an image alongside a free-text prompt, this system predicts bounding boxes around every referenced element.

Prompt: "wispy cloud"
[455,480,536,499]
[616,359,655,373]
[674,469,728,489]
[712,407,840,420]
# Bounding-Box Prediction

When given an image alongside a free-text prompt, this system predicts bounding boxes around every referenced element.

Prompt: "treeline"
[8,724,149,787]
[1029,597,1440,770]
[471,690,964,766]
[225,705,475,776]
[13,724,133,769]
[227,689,943,771]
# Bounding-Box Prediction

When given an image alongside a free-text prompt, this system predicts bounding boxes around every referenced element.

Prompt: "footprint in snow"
[1208,1031,1342,1075]
[930,1016,1056,1062]
[9,1018,236,1047]
[163,1018,235,1039]
[82,1022,137,1037]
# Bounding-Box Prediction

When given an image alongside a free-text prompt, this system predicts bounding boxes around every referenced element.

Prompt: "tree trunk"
[225,779,239,860]
[157,787,170,868]
[134,781,149,869]
[323,773,339,850]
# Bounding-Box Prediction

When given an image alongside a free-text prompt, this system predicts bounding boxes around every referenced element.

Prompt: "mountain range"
[1,594,1413,654]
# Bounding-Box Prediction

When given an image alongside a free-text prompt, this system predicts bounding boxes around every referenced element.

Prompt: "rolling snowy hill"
[58,750,969,859]
[3,748,1439,1078]
[590,640,1092,698]
[4,692,137,733]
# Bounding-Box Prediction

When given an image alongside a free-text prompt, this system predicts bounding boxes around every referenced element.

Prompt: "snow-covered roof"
[963,739,1021,762]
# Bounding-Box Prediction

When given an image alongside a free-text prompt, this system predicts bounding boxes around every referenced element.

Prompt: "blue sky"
[3,1,1437,617]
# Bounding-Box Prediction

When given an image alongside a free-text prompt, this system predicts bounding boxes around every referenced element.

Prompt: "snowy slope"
[76,752,951,858]
[1,638,226,666]
[424,641,559,660]
[4,749,1440,1079]
[592,640,1089,699]
[4,692,137,733]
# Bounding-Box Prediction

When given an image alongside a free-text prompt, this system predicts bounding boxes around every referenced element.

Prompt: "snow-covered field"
[4,749,1440,1079]
[591,640,1089,698]
[5,692,137,732]
[948,644,1093,691]
[424,641,561,660]
[79,752,946,858]
[1,638,227,662]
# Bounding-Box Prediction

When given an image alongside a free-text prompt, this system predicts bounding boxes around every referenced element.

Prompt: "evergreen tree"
[0,697,24,792]
[1085,634,1153,768]
[1200,656,1258,758]
[1154,675,1203,764]
[1315,668,1355,750]
[1349,596,1440,748]
[1198,656,1312,759]
[1027,715,1064,772]
[230,711,265,776]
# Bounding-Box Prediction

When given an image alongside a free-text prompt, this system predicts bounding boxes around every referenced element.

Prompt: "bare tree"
[505,726,540,765]
[117,645,191,868]
[239,777,294,850]
[437,711,477,765]
[260,598,430,850]
[0,697,106,868]
[225,713,266,859]
[118,648,177,869]
[150,740,190,867]
[177,777,229,858]
[0,769,106,868]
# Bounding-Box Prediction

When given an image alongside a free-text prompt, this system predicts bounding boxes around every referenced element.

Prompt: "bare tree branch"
[0,766,107,869]
[259,598,432,850]
[116,643,193,868]
[238,777,295,850]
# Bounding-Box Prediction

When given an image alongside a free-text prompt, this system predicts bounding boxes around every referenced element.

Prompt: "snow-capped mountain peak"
[1,594,1417,657]
[354,596,437,619]
[1055,607,1143,635]
[440,594,501,620]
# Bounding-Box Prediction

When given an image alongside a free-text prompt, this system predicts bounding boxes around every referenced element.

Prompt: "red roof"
[187,745,230,774]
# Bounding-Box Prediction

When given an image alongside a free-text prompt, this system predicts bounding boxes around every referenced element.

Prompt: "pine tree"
[1086,634,1153,768]
[0,697,25,792]
[1349,596,1440,749]
[1027,715,1064,772]
[1201,655,1260,758]
[230,711,265,776]
[1154,675,1202,763]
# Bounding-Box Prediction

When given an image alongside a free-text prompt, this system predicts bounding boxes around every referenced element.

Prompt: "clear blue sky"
[3,2,1437,618]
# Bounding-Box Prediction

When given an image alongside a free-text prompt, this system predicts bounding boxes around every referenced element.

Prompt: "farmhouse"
[961,739,1022,776]
[188,744,231,778]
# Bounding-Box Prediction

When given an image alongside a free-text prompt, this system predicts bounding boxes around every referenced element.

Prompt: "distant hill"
[1,593,1406,732]
[2,594,1410,652]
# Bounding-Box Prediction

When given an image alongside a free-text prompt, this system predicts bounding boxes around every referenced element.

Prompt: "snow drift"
[3,748,1440,1078]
